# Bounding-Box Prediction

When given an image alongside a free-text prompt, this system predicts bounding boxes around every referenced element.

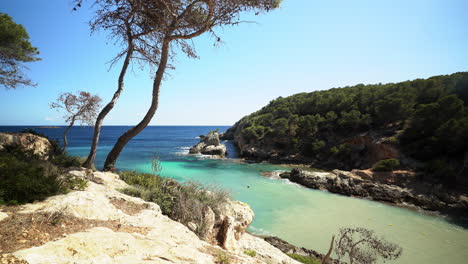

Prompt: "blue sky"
[1,0,467,125]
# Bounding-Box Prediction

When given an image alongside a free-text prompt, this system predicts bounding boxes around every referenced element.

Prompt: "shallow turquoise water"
[129,158,468,264]
[3,126,466,263]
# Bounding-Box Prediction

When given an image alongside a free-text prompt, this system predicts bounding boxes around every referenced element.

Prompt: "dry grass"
[0,207,150,254]
[109,198,149,216]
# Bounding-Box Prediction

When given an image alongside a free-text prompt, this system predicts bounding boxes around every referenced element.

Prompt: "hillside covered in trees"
[223,72,468,187]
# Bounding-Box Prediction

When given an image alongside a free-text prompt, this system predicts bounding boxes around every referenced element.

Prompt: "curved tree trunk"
[103,40,171,171]
[63,117,76,151]
[321,235,335,264]
[82,45,134,169]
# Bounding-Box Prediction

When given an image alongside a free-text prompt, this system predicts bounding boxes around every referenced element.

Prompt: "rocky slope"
[0,169,299,264]
[279,168,468,216]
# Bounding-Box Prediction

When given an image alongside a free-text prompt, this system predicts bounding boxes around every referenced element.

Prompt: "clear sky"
[1,0,467,125]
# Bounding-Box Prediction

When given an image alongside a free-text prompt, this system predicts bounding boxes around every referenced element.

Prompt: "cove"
[3,126,466,264]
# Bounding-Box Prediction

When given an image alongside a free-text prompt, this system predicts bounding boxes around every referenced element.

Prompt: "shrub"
[286,253,320,264]
[423,159,457,186]
[243,249,257,257]
[372,159,400,172]
[117,170,230,237]
[52,153,84,168]
[215,250,231,264]
[0,148,88,205]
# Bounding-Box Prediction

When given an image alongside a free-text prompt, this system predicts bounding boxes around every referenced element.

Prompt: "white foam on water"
[248,225,273,236]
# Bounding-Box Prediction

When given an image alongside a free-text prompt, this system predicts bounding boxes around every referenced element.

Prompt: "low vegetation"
[118,170,230,237]
[0,145,87,205]
[371,159,400,172]
[215,250,232,264]
[243,249,256,257]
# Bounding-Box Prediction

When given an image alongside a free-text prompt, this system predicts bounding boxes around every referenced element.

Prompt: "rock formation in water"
[279,168,468,216]
[189,130,227,157]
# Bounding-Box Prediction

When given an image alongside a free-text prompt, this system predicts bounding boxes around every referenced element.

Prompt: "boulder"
[189,131,227,157]
[202,144,227,156]
[214,200,254,251]
[0,133,52,160]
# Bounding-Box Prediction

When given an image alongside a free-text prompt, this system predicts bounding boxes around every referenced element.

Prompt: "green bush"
[118,170,230,237]
[423,159,457,186]
[372,159,400,172]
[215,250,231,264]
[243,249,257,257]
[52,153,84,168]
[0,148,88,205]
[286,253,320,264]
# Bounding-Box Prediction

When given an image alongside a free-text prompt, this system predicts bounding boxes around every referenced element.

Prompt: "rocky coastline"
[278,168,468,218]
[0,132,305,264]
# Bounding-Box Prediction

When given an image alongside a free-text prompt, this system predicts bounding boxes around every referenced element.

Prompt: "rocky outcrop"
[189,131,227,157]
[280,168,468,215]
[0,133,52,160]
[1,169,298,264]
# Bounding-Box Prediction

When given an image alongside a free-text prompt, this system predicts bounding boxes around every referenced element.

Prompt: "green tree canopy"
[0,13,40,89]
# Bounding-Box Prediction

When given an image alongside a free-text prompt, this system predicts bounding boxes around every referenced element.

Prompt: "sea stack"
[189,130,227,157]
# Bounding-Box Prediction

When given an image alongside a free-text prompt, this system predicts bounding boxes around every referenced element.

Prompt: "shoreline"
[259,166,468,224]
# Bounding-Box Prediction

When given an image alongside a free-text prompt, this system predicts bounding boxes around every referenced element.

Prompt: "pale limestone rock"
[216,200,254,251]
[188,222,197,232]
[11,170,298,264]
[221,216,237,251]
[220,200,254,240]
[0,133,52,160]
[239,234,302,264]
[14,227,213,264]
[0,211,8,222]
[201,206,215,240]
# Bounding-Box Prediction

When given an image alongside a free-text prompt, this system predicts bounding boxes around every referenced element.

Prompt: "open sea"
[1,125,467,263]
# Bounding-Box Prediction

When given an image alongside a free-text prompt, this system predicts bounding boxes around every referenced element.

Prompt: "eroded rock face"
[0,133,52,160]
[189,131,227,157]
[7,169,297,264]
[281,168,468,215]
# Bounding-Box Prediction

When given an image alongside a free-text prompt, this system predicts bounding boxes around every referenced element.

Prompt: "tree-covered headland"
[226,72,468,187]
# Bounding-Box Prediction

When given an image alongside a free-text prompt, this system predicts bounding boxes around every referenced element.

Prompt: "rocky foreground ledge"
[0,169,300,264]
[280,168,468,216]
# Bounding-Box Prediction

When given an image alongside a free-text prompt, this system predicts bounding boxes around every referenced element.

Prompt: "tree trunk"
[321,235,335,264]
[103,39,171,171]
[63,117,75,151]
[82,45,134,169]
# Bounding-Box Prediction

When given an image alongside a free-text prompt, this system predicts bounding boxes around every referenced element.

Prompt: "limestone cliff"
[0,169,299,264]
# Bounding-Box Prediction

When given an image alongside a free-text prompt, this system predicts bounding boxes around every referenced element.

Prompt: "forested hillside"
[224,72,468,187]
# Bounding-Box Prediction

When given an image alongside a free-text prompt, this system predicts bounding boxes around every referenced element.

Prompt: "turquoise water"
[2,126,467,263]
